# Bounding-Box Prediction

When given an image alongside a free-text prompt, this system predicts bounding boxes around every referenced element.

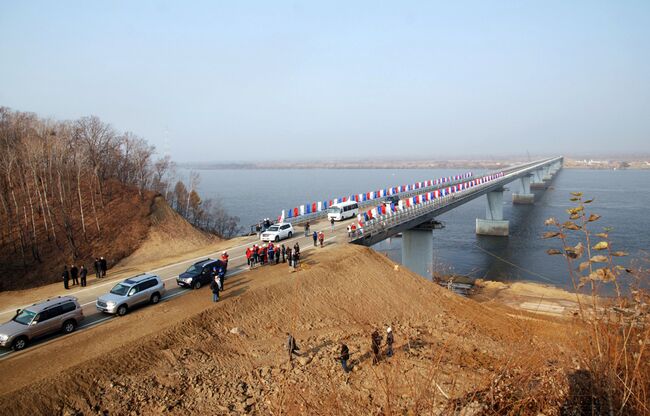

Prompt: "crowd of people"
[245,241,302,270]
[61,256,108,289]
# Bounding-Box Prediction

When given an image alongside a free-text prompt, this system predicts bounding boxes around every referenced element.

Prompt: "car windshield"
[185,264,202,274]
[267,226,279,232]
[328,207,341,214]
[110,283,131,296]
[13,309,36,325]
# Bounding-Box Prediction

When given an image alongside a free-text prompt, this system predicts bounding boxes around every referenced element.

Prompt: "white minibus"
[327,201,359,221]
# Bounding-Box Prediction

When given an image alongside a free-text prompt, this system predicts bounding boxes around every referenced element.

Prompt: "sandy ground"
[0,244,584,415]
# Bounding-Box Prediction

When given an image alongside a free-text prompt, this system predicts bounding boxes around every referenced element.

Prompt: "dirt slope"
[0,245,584,415]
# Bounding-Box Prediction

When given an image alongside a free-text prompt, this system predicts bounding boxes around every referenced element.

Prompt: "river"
[182,167,650,291]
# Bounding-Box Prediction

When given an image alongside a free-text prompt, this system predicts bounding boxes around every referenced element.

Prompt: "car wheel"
[275,236,280,242]
[150,293,161,304]
[193,281,201,290]
[288,231,293,238]
[62,319,77,334]
[117,304,128,316]
[12,336,28,351]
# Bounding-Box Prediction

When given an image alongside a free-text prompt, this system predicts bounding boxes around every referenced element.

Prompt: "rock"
[230,327,242,335]
[297,355,312,366]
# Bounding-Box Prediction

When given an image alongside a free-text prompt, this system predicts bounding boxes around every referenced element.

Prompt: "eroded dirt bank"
[0,245,586,415]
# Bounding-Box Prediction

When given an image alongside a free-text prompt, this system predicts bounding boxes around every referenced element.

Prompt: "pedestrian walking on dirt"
[318,231,325,247]
[217,267,225,291]
[286,333,300,362]
[93,258,101,278]
[210,275,220,302]
[339,343,351,373]
[281,244,286,263]
[330,217,335,231]
[268,245,275,264]
[371,330,382,364]
[304,221,310,237]
[100,257,107,277]
[312,231,318,247]
[62,266,70,290]
[293,250,300,269]
[246,247,252,266]
[252,245,259,267]
[80,265,88,287]
[70,265,79,286]
[275,248,280,264]
[386,327,394,357]
[293,242,300,255]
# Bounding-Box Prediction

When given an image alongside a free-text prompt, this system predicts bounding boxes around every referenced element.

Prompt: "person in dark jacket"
[386,327,394,357]
[339,343,350,373]
[70,265,79,286]
[286,247,293,269]
[330,217,335,230]
[217,266,225,291]
[79,265,88,287]
[312,231,318,247]
[100,257,107,277]
[93,258,101,278]
[371,330,382,364]
[304,221,310,237]
[293,242,300,255]
[275,248,280,264]
[62,266,69,290]
[286,333,299,362]
[210,275,220,302]
[281,244,286,263]
[292,250,300,269]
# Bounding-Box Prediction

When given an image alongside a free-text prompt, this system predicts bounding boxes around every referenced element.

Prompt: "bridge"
[346,156,563,277]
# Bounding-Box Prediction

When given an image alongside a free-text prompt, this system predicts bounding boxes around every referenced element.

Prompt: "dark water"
[183,168,650,290]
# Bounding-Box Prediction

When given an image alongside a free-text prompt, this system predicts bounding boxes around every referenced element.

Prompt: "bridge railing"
[351,157,562,240]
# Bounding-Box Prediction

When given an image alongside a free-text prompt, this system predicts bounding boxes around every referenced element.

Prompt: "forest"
[0,107,239,290]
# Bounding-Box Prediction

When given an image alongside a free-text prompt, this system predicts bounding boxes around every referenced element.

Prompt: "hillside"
[0,244,598,415]
[0,184,217,291]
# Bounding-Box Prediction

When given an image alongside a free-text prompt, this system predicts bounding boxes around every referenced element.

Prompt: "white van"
[327,201,359,221]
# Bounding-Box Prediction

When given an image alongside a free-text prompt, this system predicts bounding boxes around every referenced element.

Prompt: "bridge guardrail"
[350,157,562,241]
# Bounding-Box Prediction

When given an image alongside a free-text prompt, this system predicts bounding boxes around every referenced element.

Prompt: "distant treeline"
[0,107,239,268]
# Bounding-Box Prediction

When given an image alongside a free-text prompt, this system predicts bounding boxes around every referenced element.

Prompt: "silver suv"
[96,273,165,316]
[0,296,84,351]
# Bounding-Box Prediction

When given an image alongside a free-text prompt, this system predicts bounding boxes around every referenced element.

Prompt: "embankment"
[0,244,589,415]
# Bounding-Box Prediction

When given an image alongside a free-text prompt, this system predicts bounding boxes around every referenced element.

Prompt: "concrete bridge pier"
[476,188,509,236]
[402,225,434,278]
[542,165,553,182]
[530,168,546,190]
[512,174,534,204]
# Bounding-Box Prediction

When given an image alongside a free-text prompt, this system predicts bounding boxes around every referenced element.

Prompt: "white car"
[261,223,294,242]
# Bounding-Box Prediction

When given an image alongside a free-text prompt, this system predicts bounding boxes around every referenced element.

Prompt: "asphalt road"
[0,218,350,360]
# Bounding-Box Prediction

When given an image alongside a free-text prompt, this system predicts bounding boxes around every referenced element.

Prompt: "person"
[79,265,87,287]
[350,223,357,237]
[346,225,352,238]
[304,221,310,237]
[275,248,280,264]
[252,245,259,267]
[371,330,382,364]
[386,327,394,357]
[100,257,107,277]
[330,217,335,231]
[221,251,229,272]
[93,258,101,279]
[339,343,350,373]
[268,244,275,264]
[286,247,293,269]
[318,231,325,247]
[312,231,318,247]
[70,264,79,286]
[281,244,286,263]
[245,247,252,266]
[293,242,300,256]
[286,333,299,362]
[62,266,70,290]
[293,249,300,269]
[217,266,226,291]
[210,275,220,302]
[256,223,262,237]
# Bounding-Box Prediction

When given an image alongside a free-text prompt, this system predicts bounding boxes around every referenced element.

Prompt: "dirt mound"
[0,245,582,415]
[116,196,218,269]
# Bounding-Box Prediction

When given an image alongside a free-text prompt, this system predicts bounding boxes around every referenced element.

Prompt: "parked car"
[177,258,224,289]
[260,222,294,242]
[96,273,165,316]
[0,296,84,351]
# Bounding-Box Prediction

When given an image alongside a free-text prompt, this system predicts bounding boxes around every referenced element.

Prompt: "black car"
[384,195,400,205]
[176,258,224,289]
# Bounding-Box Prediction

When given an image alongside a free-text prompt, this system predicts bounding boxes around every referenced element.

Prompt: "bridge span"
[349,156,563,277]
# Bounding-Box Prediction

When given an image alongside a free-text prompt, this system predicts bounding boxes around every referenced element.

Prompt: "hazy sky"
[1,1,649,162]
